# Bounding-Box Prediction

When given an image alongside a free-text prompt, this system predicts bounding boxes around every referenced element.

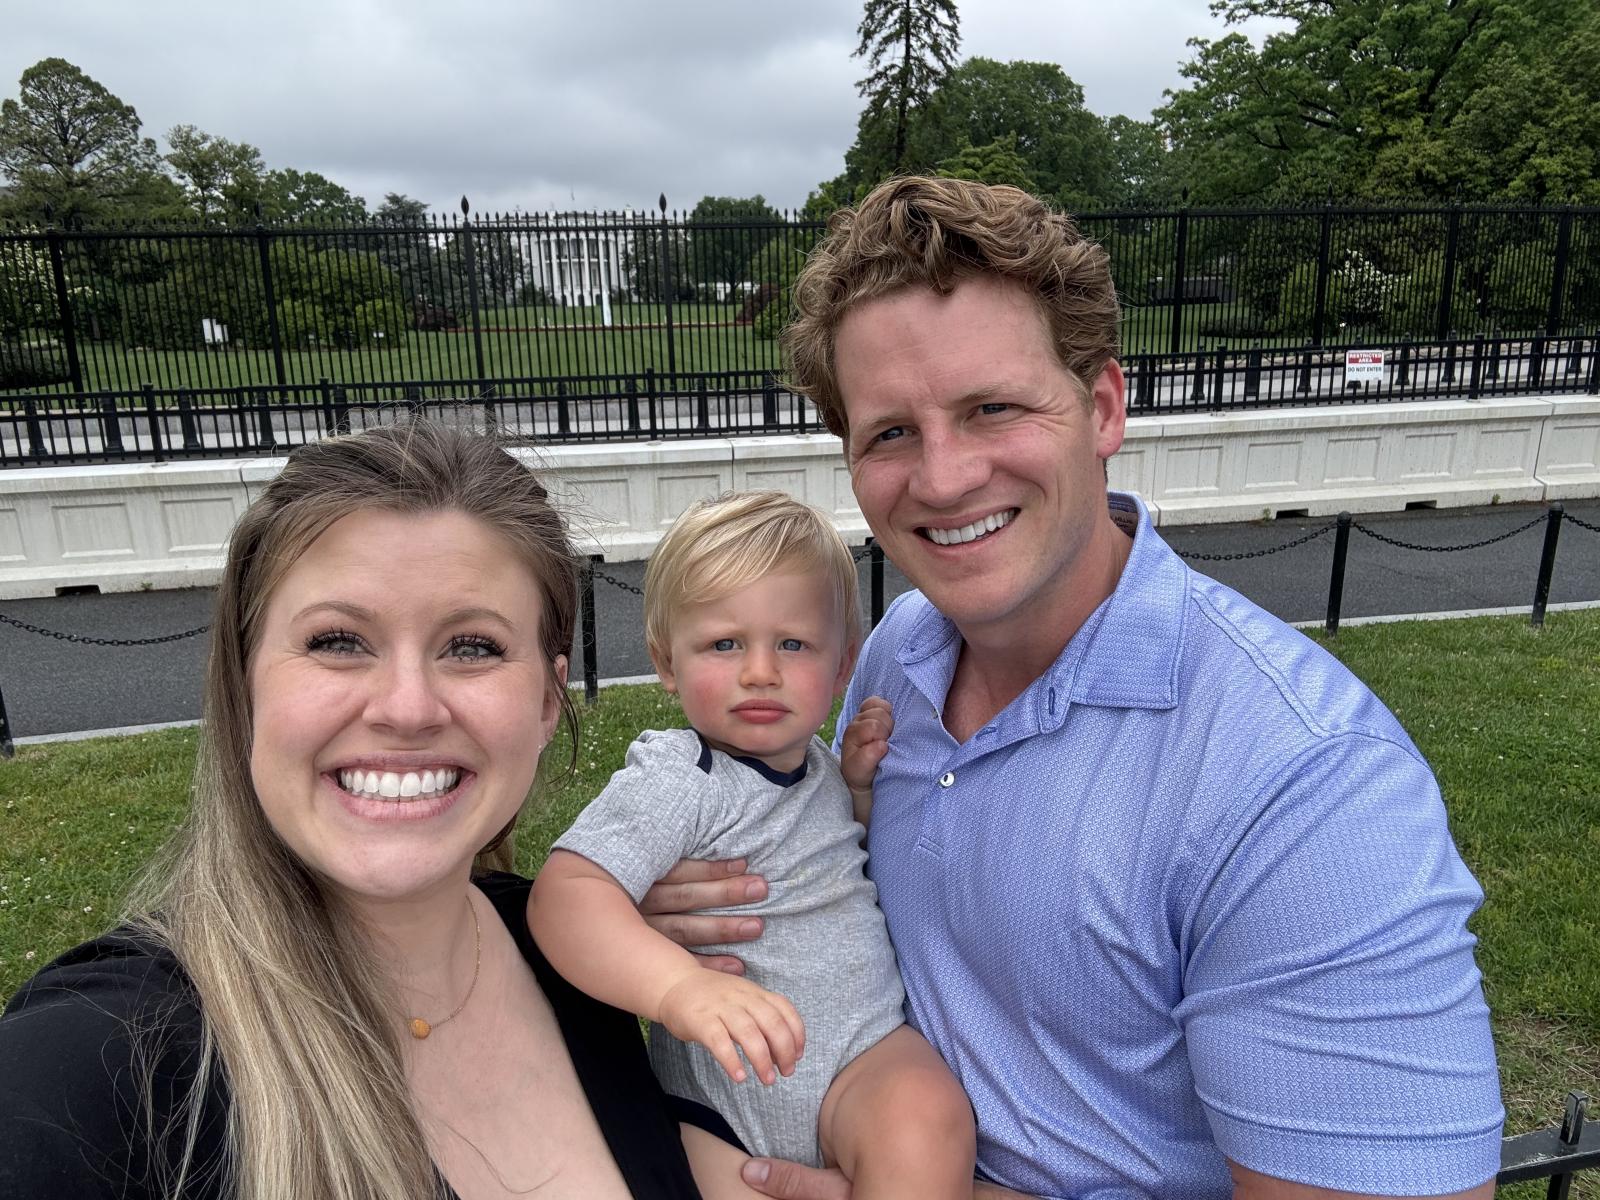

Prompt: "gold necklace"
[408,896,481,1040]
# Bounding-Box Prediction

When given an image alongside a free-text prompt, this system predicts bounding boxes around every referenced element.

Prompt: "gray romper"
[552,727,906,1166]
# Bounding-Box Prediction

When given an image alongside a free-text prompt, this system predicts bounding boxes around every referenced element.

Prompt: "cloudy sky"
[1,0,1266,216]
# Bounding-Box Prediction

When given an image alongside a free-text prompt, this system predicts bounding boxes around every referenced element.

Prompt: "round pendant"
[409,1018,432,1039]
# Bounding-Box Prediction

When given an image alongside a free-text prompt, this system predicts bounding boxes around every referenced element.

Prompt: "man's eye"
[874,426,906,443]
[305,629,365,656]
[978,402,1009,415]
[449,635,505,661]
[779,638,805,652]
[712,638,737,652]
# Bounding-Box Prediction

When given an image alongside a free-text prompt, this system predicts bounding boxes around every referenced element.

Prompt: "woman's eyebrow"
[292,600,375,623]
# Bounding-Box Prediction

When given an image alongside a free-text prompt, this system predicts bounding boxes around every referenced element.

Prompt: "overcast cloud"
[1,0,1263,216]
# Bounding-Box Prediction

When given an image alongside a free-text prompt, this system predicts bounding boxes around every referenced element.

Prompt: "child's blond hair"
[644,491,862,666]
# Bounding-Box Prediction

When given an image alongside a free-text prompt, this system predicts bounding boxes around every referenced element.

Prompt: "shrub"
[0,340,70,387]
[350,298,408,346]
[1196,311,1273,340]
[275,298,331,348]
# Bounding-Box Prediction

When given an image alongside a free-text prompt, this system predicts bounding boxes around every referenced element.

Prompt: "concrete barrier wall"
[2,395,1596,600]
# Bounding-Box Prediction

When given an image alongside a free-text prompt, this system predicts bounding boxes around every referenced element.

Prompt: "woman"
[0,423,757,1199]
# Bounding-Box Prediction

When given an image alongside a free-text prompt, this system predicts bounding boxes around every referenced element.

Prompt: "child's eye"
[305,629,366,656]
[712,638,737,652]
[779,638,806,652]
[448,634,505,662]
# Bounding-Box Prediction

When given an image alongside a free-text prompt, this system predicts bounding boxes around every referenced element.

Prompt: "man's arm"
[1227,1160,1495,1200]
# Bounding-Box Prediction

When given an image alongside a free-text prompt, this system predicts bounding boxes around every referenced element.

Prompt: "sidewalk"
[2,498,1597,740]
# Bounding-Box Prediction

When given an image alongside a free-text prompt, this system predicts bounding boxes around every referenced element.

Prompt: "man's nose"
[364,655,450,734]
[908,425,990,507]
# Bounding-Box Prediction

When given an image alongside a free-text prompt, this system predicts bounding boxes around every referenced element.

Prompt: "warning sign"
[1344,349,1386,383]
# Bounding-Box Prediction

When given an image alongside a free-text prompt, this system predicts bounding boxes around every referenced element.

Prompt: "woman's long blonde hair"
[128,422,580,1199]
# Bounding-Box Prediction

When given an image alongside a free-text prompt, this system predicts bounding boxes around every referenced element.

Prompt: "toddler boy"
[529,491,973,1199]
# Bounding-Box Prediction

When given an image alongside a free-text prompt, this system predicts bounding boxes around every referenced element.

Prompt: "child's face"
[654,569,856,773]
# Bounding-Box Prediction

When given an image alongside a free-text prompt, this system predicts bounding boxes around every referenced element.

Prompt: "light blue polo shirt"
[837,492,1503,1198]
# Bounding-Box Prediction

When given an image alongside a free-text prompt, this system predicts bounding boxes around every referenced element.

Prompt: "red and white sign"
[1344,349,1386,383]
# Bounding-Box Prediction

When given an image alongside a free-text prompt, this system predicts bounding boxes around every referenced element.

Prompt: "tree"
[1158,0,1600,203]
[686,195,783,303]
[164,125,267,223]
[853,0,961,176]
[260,169,369,225]
[911,58,1115,210]
[1104,116,1176,208]
[935,134,1037,192]
[0,58,166,224]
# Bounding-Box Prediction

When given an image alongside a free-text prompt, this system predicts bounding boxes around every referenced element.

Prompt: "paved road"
[3,498,1597,739]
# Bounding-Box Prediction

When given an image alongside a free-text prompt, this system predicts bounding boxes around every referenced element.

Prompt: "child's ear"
[834,639,861,697]
[650,647,679,694]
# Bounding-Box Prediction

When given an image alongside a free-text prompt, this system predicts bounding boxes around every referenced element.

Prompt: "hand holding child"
[657,969,807,1086]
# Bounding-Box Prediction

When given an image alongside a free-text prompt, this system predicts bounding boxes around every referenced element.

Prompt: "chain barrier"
[1177,522,1335,562]
[588,566,643,597]
[1352,512,1546,553]
[1565,510,1600,535]
[0,611,210,646]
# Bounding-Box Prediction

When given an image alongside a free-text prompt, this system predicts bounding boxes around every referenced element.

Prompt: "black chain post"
[868,538,884,629]
[1532,504,1565,628]
[0,670,14,758]
[582,555,600,705]
[696,377,709,431]
[1469,335,1484,398]
[255,388,278,451]
[1244,348,1262,400]
[1325,512,1352,636]
[557,382,571,436]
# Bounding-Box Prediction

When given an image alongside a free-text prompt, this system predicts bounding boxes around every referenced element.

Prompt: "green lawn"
[17,298,1342,398]
[2,610,1596,1192]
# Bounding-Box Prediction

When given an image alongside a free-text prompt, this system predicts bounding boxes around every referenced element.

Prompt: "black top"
[0,872,737,1199]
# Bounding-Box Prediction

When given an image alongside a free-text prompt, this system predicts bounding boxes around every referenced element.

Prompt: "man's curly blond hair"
[783,176,1120,439]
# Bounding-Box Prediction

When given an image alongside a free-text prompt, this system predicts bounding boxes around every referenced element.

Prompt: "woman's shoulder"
[1,926,225,1198]
[4,923,197,1034]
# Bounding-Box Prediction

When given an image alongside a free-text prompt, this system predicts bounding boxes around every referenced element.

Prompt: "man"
[643,176,1503,1199]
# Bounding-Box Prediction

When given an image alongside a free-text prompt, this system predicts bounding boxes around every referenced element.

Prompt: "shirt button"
[939,771,955,787]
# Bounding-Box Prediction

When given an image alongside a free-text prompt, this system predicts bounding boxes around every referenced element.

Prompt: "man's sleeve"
[553,732,720,901]
[1177,733,1505,1195]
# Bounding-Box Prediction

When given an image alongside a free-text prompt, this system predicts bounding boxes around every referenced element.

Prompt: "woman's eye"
[712,638,737,652]
[779,638,805,652]
[305,630,365,656]
[449,635,505,661]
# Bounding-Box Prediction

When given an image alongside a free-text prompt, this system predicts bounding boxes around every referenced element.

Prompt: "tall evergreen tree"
[853,0,961,176]
[0,58,167,224]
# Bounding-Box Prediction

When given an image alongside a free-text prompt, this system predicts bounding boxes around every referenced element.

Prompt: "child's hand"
[841,696,894,794]
[657,970,806,1086]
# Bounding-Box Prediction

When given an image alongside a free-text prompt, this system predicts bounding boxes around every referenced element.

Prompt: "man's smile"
[919,508,1019,546]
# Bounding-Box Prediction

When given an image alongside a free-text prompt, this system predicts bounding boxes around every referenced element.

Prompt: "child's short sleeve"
[551,729,723,901]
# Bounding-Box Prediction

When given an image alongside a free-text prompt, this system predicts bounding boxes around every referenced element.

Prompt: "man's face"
[837,275,1125,644]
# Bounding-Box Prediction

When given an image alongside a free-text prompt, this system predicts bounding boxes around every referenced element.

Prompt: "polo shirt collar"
[894,492,1185,731]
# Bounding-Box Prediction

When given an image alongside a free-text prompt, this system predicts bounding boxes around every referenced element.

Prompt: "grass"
[18,299,1349,399]
[1,610,1596,1192]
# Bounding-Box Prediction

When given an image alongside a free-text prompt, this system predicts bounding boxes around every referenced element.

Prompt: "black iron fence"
[2,201,1599,466]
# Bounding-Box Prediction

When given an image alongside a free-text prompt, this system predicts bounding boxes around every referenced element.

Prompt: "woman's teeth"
[336,768,460,798]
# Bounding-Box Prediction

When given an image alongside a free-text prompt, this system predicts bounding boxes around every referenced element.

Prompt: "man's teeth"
[336,768,460,798]
[925,510,1015,546]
